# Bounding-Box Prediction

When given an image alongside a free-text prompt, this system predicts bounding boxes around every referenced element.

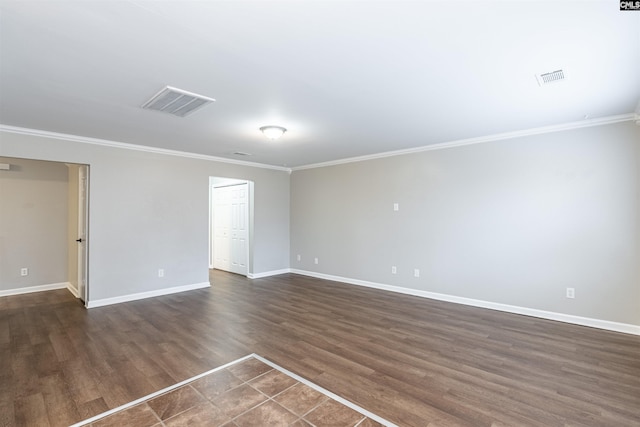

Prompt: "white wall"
[290,122,640,327]
[0,130,290,302]
[0,157,69,291]
[3,122,638,330]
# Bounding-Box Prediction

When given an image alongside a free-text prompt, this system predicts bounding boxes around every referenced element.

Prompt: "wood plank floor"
[1,270,639,427]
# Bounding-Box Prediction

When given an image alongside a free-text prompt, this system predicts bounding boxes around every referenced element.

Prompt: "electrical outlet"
[20,268,28,276]
[414,269,420,278]
[297,254,301,261]
[391,266,397,274]
[158,269,164,278]
[566,287,575,299]
[314,257,319,265]
[393,203,399,211]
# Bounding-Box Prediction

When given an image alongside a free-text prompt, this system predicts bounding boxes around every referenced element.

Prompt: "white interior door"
[213,186,231,271]
[230,184,248,274]
[77,165,88,302]
[213,183,248,275]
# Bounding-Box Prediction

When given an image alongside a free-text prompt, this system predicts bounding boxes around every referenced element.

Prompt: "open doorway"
[209,177,254,276]
[0,157,89,304]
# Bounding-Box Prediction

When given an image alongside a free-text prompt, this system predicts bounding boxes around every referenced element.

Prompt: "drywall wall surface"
[0,157,69,290]
[0,130,290,301]
[291,122,640,326]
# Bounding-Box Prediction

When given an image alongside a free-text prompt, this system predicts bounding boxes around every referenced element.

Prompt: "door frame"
[209,177,254,276]
[66,162,90,304]
[77,165,89,303]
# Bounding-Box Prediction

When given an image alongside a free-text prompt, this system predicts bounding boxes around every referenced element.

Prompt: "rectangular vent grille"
[536,69,566,86]
[142,86,215,117]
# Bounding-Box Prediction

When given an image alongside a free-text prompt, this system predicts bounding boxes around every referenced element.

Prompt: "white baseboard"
[0,282,70,297]
[67,283,80,298]
[86,282,210,308]
[247,269,292,279]
[290,269,640,336]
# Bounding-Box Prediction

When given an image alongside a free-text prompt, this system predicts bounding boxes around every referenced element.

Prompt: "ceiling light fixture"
[260,125,287,140]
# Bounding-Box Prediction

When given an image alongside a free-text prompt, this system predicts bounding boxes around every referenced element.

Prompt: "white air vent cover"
[536,69,566,86]
[142,86,215,117]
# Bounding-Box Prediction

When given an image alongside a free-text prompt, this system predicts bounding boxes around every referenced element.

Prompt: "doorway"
[209,177,253,276]
[0,157,89,303]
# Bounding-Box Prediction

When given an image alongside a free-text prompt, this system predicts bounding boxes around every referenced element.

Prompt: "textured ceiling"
[1,1,639,168]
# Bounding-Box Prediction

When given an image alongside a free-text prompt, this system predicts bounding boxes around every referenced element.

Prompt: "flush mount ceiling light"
[260,125,287,140]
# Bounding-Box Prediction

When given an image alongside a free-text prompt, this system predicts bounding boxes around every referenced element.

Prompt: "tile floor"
[76,355,391,427]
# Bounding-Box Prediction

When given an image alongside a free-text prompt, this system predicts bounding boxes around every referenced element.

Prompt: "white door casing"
[77,165,89,302]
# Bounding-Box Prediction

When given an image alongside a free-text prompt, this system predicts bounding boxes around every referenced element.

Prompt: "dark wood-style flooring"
[1,270,639,426]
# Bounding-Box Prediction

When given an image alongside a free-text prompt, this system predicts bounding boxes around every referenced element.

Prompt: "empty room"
[1,1,639,426]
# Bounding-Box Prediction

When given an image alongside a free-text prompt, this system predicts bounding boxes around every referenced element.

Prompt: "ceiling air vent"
[535,69,566,86]
[142,86,215,117]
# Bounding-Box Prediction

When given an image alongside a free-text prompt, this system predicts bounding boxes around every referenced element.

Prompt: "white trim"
[69,354,255,427]
[0,124,291,172]
[290,269,640,336]
[252,354,397,427]
[247,268,291,279]
[292,113,637,171]
[0,282,69,297]
[3,113,635,173]
[86,282,210,308]
[67,283,80,298]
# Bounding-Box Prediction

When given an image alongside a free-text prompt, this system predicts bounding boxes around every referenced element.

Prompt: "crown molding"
[2,112,635,173]
[291,113,637,171]
[0,124,292,173]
